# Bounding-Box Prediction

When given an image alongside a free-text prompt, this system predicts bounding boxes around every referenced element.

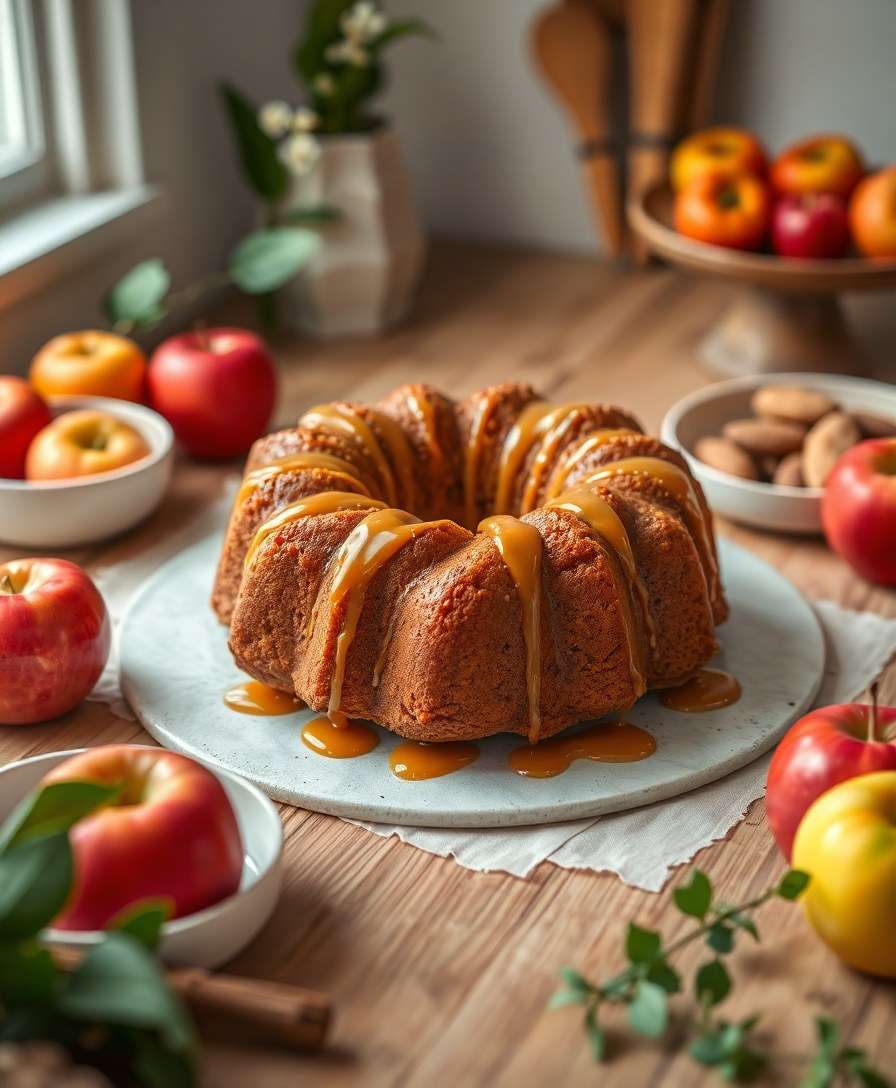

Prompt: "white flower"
[292,107,319,132]
[325,38,369,67]
[341,1,386,43]
[277,132,321,176]
[257,100,293,139]
[313,73,335,96]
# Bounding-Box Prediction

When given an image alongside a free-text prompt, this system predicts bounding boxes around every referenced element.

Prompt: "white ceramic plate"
[0,396,174,549]
[661,373,896,534]
[0,748,283,968]
[120,533,824,828]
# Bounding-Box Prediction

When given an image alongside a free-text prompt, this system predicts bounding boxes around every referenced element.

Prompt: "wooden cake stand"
[628,182,896,376]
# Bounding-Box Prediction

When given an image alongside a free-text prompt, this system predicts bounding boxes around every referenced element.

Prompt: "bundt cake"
[213,382,728,744]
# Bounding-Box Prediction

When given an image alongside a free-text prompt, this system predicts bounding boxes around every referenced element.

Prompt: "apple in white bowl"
[822,438,896,585]
[42,745,244,931]
[0,557,110,725]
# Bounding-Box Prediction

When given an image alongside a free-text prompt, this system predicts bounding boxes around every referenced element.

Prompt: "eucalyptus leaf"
[673,869,712,919]
[0,780,120,854]
[776,869,811,901]
[103,259,170,327]
[707,922,734,955]
[627,979,668,1038]
[0,941,58,1004]
[646,959,681,994]
[694,958,731,1008]
[728,911,760,942]
[229,228,320,293]
[585,1006,605,1061]
[625,923,661,964]
[219,83,288,202]
[60,932,196,1057]
[0,833,73,940]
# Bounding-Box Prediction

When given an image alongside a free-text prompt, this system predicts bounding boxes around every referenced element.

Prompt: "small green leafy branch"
[0,779,197,1087]
[551,868,889,1087]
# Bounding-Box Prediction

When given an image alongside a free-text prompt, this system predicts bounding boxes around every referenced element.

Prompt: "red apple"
[822,438,896,585]
[771,193,850,259]
[0,559,110,725]
[147,327,277,459]
[767,700,896,861]
[42,745,243,930]
[0,377,52,479]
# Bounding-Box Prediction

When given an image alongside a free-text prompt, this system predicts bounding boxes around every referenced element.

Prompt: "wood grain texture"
[2,242,895,1086]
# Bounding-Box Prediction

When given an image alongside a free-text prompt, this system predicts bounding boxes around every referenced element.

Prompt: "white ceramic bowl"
[0,395,174,548]
[661,372,896,534]
[0,747,283,969]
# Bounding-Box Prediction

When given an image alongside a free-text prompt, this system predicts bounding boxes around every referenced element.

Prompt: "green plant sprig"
[0,780,198,1087]
[551,868,890,1086]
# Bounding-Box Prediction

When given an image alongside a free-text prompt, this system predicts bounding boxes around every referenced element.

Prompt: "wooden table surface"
[3,242,895,1086]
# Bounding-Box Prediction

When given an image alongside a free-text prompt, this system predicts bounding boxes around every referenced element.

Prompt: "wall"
[381,0,896,255]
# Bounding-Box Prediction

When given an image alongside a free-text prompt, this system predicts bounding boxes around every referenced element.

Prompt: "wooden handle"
[52,947,331,1051]
[581,154,624,256]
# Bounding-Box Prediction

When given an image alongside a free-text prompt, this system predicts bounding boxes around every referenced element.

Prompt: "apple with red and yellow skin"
[0,558,110,725]
[42,745,244,931]
[822,438,896,585]
[849,167,896,258]
[793,771,896,978]
[766,701,896,861]
[671,127,767,192]
[148,328,276,459]
[674,172,771,251]
[771,134,864,199]
[0,376,51,479]
[25,409,151,482]
[30,330,146,403]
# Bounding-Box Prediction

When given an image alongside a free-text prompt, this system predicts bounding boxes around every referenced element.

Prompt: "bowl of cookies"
[661,373,896,533]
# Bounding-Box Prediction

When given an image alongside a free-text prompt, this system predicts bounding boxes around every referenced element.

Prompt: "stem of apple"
[0,573,15,595]
[868,681,880,743]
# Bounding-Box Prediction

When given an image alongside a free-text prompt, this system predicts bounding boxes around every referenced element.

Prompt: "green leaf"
[729,911,760,942]
[695,959,731,1008]
[776,869,811,901]
[625,923,662,964]
[646,959,681,994]
[548,988,589,1010]
[370,17,436,51]
[229,228,320,294]
[852,1067,893,1088]
[60,933,196,1056]
[133,1034,197,1088]
[219,82,288,202]
[815,1016,840,1055]
[0,940,58,1004]
[280,204,341,226]
[0,780,120,854]
[707,922,735,954]
[585,1005,605,1061]
[673,869,712,919]
[111,900,172,951]
[722,1048,767,1083]
[627,979,668,1038]
[0,833,73,940]
[102,259,170,328]
[294,0,355,83]
[690,1030,728,1066]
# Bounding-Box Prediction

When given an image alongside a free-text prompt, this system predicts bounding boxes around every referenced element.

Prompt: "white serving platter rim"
[120,533,824,829]
[0,747,283,968]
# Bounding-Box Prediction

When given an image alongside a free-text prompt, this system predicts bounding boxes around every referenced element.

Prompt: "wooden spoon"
[531,1,623,256]
[684,0,730,130]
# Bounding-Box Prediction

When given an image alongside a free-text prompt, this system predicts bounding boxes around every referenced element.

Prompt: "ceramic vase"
[277,126,426,338]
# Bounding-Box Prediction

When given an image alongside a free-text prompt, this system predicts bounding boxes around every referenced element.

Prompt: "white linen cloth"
[91,494,896,892]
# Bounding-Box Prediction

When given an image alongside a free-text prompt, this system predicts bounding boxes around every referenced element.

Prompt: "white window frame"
[0,0,156,310]
[0,0,49,207]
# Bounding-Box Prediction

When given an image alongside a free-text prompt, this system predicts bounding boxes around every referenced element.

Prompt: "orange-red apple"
[771,134,865,199]
[0,376,51,479]
[30,331,146,403]
[849,167,896,258]
[0,558,110,725]
[671,127,767,192]
[43,745,244,931]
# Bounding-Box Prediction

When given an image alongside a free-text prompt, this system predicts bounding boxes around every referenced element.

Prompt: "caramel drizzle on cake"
[237,452,370,506]
[404,388,444,469]
[463,388,502,530]
[543,429,636,500]
[478,514,544,744]
[300,405,400,507]
[546,485,653,694]
[495,402,591,515]
[244,493,387,572]
[583,457,721,613]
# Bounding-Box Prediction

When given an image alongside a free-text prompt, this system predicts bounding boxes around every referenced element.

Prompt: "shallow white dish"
[660,372,896,534]
[0,747,283,968]
[0,395,174,548]
[120,532,824,828]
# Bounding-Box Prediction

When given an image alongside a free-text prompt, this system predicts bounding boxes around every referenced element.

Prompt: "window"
[0,0,153,305]
[0,0,50,212]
